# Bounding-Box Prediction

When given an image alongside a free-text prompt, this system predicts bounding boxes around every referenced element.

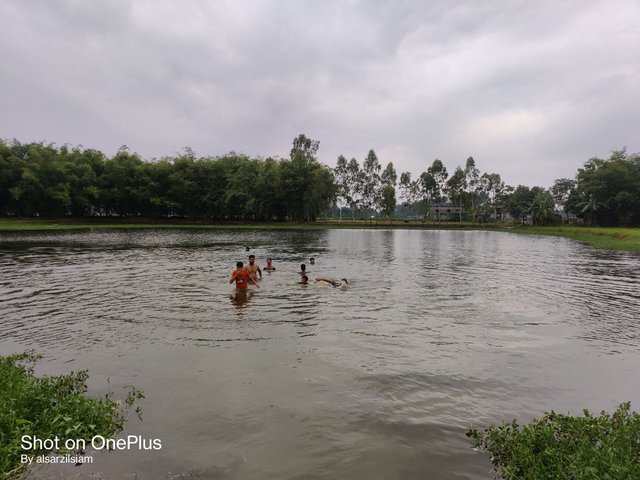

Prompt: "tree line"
[1,135,638,226]
[0,135,335,221]
[333,148,640,227]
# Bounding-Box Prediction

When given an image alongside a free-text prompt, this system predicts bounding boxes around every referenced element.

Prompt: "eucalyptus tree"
[399,171,419,205]
[446,167,466,221]
[333,155,351,221]
[361,149,382,214]
[419,171,437,219]
[346,158,364,218]
[428,159,448,204]
[479,172,505,222]
[464,156,481,220]
[380,185,397,221]
[290,134,320,161]
[380,162,397,188]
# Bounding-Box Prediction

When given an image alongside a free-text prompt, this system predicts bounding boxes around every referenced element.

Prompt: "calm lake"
[1,228,639,479]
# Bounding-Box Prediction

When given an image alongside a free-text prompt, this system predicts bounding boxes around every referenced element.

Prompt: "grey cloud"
[1,0,638,187]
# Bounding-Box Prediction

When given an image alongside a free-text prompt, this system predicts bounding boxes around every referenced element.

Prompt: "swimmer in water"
[310,257,315,265]
[244,254,262,281]
[299,275,309,285]
[230,261,260,289]
[315,277,348,288]
[264,257,276,271]
[300,263,307,274]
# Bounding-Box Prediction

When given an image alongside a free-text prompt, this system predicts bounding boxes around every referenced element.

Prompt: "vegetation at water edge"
[2,135,639,227]
[0,352,143,479]
[467,403,640,480]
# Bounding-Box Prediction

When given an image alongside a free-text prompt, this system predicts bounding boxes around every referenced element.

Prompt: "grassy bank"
[505,225,640,253]
[1,219,638,253]
[0,353,142,479]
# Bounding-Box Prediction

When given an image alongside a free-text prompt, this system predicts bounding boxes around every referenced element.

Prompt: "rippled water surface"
[1,229,639,479]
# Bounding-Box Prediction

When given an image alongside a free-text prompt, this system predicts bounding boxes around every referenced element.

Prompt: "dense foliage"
[467,403,640,480]
[569,150,640,227]
[1,135,638,226]
[0,352,143,478]
[0,135,335,221]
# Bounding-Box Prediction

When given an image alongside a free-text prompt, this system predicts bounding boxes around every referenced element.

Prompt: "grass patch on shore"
[0,352,142,479]
[505,225,640,253]
[467,403,640,480]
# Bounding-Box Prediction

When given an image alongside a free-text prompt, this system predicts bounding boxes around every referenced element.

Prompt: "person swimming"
[264,257,276,271]
[315,277,348,288]
[309,257,315,265]
[299,275,309,285]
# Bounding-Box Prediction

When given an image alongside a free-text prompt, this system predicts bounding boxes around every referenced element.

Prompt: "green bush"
[0,352,143,478]
[467,403,640,479]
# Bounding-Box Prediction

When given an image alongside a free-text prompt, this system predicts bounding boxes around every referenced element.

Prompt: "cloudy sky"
[1,0,638,187]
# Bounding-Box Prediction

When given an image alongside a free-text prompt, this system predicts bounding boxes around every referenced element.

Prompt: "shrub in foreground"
[0,352,142,478]
[467,403,640,479]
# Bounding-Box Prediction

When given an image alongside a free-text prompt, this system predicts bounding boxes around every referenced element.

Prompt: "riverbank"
[1,218,638,253]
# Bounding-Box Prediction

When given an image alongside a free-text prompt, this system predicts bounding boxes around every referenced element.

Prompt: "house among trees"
[430,204,463,221]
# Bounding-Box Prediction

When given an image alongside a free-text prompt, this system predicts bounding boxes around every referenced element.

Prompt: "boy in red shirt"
[230,261,260,289]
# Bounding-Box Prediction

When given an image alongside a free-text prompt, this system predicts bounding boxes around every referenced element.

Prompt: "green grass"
[0,352,142,479]
[1,219,638,253]
[467,403,640,480]
[503,225,640,253]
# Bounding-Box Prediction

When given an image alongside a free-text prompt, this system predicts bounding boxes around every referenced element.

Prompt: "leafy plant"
[0,352,143,479]
[467,403,640,479]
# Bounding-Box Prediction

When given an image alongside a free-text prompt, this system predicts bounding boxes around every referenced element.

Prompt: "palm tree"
[528,192,555,225]
[577,196,605,226]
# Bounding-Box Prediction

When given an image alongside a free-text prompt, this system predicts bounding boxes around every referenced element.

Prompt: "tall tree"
[361,150,382,214]
[446,167,466,222]
[290,134,319,161]
[551,178,577,223]
[333,155,351,221]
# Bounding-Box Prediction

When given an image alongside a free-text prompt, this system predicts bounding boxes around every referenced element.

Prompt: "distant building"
[429,204,463,221]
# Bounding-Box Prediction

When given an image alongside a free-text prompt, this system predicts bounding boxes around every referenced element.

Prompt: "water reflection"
[230,289,254,310]
[1,229,639,479]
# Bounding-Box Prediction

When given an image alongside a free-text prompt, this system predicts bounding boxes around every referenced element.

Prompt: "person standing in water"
[309,257,316,265]
[244,254,262,281]
[300,264,307,275]
[264,258,276,271]
[230,262,260,289]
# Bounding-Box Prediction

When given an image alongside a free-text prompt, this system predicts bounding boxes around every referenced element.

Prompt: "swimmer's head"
[310,257,315,264]
[300,264,306,271]
[236,261,244,269]
[300,275,308,284]
[267,257,272,263]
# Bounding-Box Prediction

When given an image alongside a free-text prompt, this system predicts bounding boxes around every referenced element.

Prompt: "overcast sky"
[1,0,638,187]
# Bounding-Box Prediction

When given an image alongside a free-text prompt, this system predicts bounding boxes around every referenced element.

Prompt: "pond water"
[1,229,639,479]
